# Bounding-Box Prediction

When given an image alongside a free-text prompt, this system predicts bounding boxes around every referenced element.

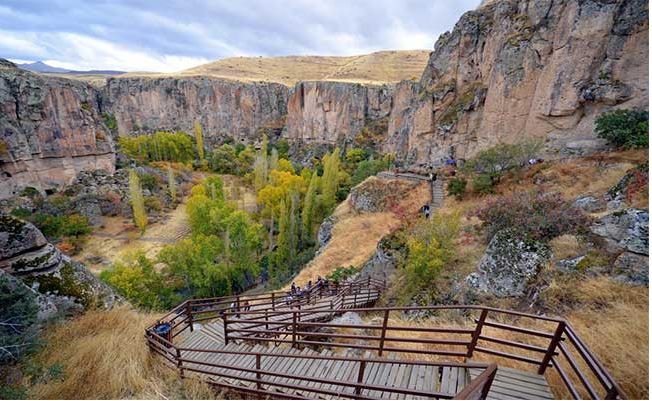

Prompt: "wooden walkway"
[468,365,554,400]
[179,326,469,399]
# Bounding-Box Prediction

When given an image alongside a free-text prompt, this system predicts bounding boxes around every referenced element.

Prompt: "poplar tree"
[129,169,148,234]
[194,121,205,161]
[253,135,269,192]
[167,165,177,203]
[302,171,318,240]
[321,147,341,210]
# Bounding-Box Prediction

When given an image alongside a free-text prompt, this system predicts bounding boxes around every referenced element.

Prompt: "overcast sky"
[2,0,480,72]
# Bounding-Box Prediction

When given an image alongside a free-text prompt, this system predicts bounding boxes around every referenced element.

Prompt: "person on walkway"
[243,300,251,312]
[291,282,297,295]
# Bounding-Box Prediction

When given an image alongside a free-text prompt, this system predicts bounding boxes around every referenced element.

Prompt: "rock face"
[591,208,649,255]
[0,0,647,198]
[102,76,289,148]
[467,229,551,297]
[393,0,649,166]
[0,60,115,199]
[0,213,120,310]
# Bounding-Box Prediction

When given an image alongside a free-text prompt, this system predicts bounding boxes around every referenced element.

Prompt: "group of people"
[286,276,330,306]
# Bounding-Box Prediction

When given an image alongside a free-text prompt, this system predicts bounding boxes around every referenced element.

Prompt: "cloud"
[0,0,481,72]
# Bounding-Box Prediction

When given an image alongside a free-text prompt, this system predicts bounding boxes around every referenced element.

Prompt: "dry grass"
[287,179,430,287]
[26,306,216,399]
[123,50,430,86]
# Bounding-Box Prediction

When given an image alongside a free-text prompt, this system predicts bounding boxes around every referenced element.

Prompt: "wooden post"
[265,310,269,331]
[256,353,262,390]
[223,312,229,345]
[539,321,565,374]
[271,293,275,311]
[186,302,194,332]
[330,299,334,319]
[292,312,297,348]
[378,309,390,356]
[176,347,184,378]
[605,386,619,400]
[467,309,488,357]
[355,361,367,395]
[236,296,241,312]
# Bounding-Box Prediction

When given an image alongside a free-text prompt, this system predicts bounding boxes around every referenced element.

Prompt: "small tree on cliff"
[194,121,205,161]
[129,169,148,234]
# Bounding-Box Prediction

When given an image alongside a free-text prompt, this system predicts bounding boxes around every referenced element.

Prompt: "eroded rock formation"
[0,0,647,197]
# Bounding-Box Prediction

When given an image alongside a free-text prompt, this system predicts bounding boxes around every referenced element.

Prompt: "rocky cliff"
[397,0,649,165]
[102,76,289,147]
[0,60,115,199]
[0,0,647,197]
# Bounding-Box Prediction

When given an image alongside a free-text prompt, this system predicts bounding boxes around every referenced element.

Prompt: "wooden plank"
[440,366,452,394]
[456,366,467,393]
[290,348,315,397]
[415,364,428,400]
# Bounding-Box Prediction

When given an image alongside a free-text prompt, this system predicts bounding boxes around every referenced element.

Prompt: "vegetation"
[0,276,39,364]
[326,266,359,284]
[595,109,648,149]
[193,122,205,160]
[400,212,461,300]
[118,131,195,163]
[446,177,467,199]
[128,169,148,234]
[209,143,255,175]
[167,165,177,203]
[475,192,590,243]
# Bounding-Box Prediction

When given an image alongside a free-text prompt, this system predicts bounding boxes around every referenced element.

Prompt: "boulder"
[612,251,649,286]
[573,196,605,213]
[466,229,551,298]
[317,215,335,249]
[590,208,649,255]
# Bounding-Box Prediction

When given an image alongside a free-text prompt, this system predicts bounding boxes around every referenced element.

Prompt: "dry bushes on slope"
[26,307,215,399]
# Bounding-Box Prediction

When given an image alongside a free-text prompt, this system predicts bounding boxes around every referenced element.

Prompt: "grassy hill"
[123,50,431,86]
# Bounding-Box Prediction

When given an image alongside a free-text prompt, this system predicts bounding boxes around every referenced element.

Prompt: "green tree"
[100,251,174,309]
[320,147,341,211]
[194,121,205,160]
[129,169,148,234]
[167,165,177,203]
[447,178,467,200]
[302,171,319,241]
[253,136,269,192]
[119,131,195,163]
[209,144,238,174]
[595,109,649,149]
[0,276,38,363]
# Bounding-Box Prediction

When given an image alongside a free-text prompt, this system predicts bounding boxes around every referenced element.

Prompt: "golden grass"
[122,50,431,86]
[26,306,216,400]
[287,179,430,287]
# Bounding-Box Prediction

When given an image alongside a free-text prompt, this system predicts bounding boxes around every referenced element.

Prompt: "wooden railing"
[146,281,626,400]
[221,305,626,399]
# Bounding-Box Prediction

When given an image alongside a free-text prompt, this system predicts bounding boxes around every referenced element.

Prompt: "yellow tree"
[129,169,148,234]
[301,171,318,240]
[321,147,341,210]
[194,121,205,161]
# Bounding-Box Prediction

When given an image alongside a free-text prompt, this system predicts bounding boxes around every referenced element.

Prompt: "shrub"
[472,174,495,194]
[138,173,157,191]
[0,275,39,364]
[59,214,92,238]
[209,144,239,174]
[475,192,591,243]
[350,157,390,186]
[326,266,359,284]
[144,196,162,212]
[447,178,467,199]
[595,109,648,149]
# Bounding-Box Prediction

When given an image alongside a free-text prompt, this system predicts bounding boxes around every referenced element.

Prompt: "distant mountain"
[16,61,125,76]
[17,61,70,73]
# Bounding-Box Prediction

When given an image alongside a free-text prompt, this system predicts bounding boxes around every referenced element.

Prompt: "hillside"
[123,50,431,86]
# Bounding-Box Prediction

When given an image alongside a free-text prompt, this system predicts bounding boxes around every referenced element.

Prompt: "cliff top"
[121,50,431,86]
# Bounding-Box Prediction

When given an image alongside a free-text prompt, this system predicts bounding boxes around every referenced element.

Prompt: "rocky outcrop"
[466,229,552,297]
[0,213,120,310]
[0,60,115,199]
[591,208,648,255]
[391,0,649,166]
[102,76,289,148]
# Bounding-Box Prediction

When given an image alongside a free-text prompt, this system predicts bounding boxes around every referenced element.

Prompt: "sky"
[1,0,481,73]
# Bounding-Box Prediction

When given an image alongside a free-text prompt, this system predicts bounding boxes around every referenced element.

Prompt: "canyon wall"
[0,0,648,197]
[102,77,289,147]
[0,60,114,199]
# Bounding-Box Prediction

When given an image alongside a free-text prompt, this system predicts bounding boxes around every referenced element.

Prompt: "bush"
[326,266,359,284]
[350,157,390,186]
[0,275,39,364]
[447,178,467,199]
[595,109,648,149]
[138,173,158,191]
[144,196,162,212]
[475,192,591,243]
[472,174,495,194]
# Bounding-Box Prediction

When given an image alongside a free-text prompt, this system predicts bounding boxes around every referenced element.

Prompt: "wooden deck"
[469,365,554,400]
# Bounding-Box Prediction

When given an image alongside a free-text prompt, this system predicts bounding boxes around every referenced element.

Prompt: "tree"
[167,165,177,203]
[595,109,648,149]
[100,251,173,309]
[320,147,341,211]
[129,169,148,234]
[209,144,238,174]
[447,178,467,200]
[269,147,279,171]
[302,171,319,241]
[223,211,263,291]
[194,121,205,160]
[0,275,38,364]
[253,136,269,192]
